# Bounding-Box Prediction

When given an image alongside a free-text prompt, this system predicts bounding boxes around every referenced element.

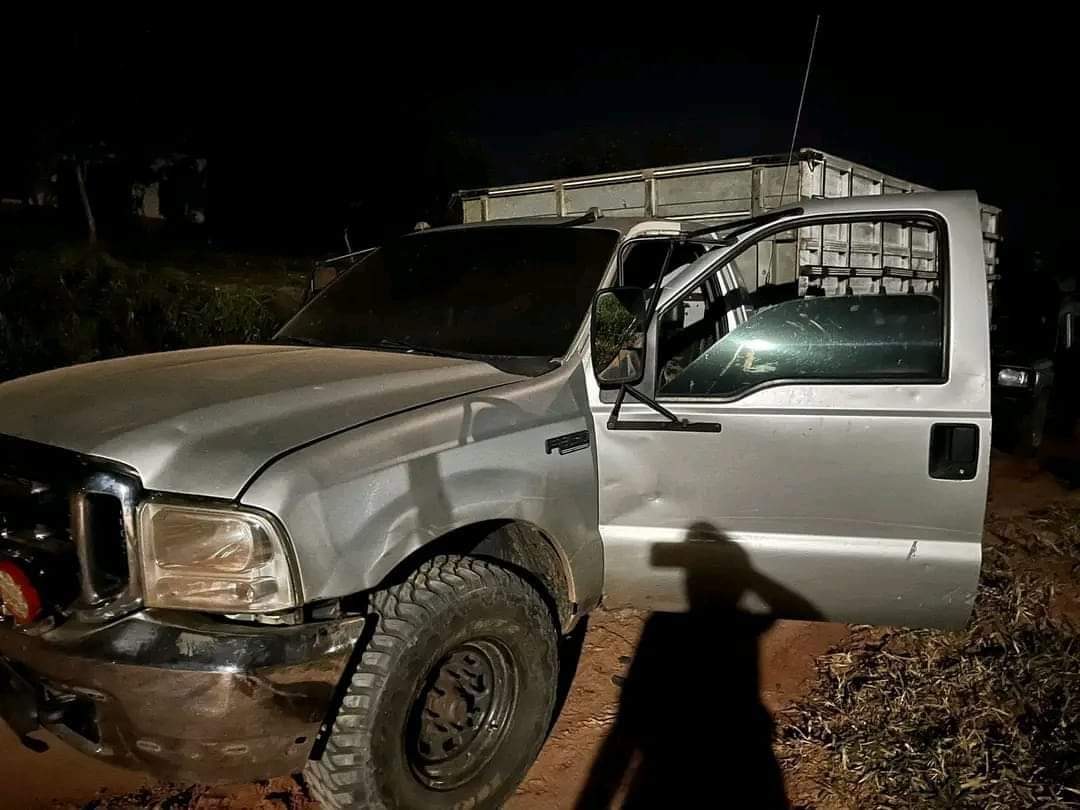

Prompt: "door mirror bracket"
[606,383,722,433]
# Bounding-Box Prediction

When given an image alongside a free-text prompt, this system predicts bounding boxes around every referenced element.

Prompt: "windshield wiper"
[343,339,557,376]
[372,337,436,354]
[272,335,329,347]
[340,337,472,360]
[384,340,502,363]
[368,338,546,366]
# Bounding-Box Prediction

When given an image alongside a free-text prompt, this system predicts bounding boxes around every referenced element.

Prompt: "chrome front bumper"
[0,610,364,783]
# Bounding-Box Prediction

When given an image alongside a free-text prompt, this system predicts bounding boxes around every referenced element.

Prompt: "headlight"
[137,502,298,613]
[996,367,1030,388]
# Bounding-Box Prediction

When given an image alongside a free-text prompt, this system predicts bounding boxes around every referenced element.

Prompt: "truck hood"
[0,345,521,498]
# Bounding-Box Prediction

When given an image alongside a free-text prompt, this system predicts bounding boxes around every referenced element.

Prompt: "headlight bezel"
[135,495,302,614]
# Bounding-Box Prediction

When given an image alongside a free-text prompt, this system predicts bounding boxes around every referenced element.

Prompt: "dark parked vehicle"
[991,266,1080,454]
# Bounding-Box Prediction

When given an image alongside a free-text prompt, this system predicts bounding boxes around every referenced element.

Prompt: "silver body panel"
[241,363,603,606]
[588,191,990,628]
[0,192,989,630]
[0,345,520,499]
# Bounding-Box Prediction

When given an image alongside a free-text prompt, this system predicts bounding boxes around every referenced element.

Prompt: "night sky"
[3,13,1071,268]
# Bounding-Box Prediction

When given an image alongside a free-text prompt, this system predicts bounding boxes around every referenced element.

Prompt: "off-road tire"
[305,554,559,810]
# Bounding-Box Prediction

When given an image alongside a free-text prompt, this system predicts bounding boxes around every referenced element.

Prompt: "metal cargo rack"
[458,149,1000,301]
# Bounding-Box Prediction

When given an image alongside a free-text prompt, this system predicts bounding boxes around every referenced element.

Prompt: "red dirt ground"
[6,451,1075,809]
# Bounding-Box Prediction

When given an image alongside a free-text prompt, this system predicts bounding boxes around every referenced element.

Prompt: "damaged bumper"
[0,610,364,783]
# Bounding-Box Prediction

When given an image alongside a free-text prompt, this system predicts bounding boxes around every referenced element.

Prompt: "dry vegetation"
[778,505,1080,809]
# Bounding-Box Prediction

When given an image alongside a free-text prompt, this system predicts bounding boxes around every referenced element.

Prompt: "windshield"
[278,225,619,374]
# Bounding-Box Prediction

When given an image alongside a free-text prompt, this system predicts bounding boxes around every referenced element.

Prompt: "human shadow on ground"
[576,521,822,809]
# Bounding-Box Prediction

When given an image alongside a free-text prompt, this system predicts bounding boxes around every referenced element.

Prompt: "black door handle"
[929,423,979,480]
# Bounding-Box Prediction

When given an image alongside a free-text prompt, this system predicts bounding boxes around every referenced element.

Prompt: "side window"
[621,238,740,387]
[657,216,945,398]
[658,282,722,389]
[620,239,707,289]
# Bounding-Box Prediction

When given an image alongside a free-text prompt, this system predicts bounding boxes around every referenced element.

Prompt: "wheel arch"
[375,519,579,633]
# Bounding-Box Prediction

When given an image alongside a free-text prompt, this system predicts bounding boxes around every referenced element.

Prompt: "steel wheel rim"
[406,638,518,790]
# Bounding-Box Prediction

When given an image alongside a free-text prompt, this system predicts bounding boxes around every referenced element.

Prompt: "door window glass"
[657,217,945,397]
[658,283,725,389]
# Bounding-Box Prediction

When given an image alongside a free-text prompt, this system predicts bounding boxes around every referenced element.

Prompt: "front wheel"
[305,554,559,810]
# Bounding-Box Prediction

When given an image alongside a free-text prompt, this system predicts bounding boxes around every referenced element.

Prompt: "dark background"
[1,13,1069,270]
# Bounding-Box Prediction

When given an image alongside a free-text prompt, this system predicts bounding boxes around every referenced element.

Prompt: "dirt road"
[5,452,1074,809]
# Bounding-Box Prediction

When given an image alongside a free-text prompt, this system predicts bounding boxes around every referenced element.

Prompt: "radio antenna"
[779,13,821,204]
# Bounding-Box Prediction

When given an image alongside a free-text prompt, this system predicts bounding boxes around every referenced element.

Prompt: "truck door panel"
[590,193,990,629]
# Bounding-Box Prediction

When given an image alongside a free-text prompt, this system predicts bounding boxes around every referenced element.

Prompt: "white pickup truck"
[0,189,989,809]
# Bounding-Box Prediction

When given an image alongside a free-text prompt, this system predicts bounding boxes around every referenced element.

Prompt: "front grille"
[0,460,72,551]
[0,435,139,620]
[81,493,128,598]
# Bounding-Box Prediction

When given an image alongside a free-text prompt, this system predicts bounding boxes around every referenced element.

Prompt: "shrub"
[0,247,304,381]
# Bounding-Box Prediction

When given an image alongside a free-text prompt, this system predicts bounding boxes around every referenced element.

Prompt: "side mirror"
[591,286,648,386]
